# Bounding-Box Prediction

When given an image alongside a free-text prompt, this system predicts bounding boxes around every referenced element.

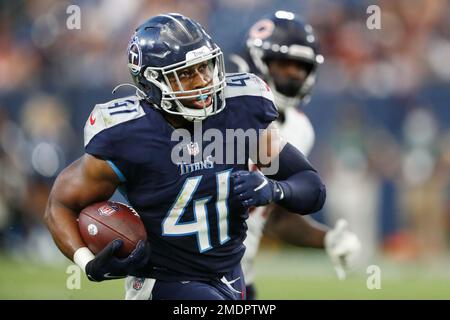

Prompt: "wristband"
[73,247,95,273]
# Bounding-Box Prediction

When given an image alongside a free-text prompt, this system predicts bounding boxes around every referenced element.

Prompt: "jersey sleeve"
[225,73,279,131]
[246,73,278,130]
[255,75,278,127]
[84,104,115,158]
[83,96,145,182]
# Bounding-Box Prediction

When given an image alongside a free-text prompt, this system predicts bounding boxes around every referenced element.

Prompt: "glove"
[85,239,151,282]
[324,219,361,280]
[231,170,283,209]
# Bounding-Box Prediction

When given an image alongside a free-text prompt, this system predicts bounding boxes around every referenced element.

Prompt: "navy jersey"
[84,73,278,281]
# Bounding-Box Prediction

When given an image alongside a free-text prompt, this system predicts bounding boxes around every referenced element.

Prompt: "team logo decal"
[128,36,142,75]
[133,277,145,290]
[97,202,119,216]
[186,142,200,156]
[249,19,275,40]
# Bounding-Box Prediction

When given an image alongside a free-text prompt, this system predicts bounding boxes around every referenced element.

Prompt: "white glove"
[324,219,361,280]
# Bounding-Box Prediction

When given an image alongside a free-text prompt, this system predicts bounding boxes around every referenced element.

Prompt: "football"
[78,201,147,258]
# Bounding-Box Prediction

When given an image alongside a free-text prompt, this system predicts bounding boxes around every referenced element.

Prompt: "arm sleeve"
[267,143,326,215]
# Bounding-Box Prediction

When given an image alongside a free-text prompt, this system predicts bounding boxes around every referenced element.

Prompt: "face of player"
[166,61,214,109]
[267,59,312,97]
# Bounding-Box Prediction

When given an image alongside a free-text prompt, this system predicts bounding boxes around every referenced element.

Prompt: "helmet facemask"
[143,46,226,121]
[266,58,317,110]
[245,11,324,111]
[248,43,321,111]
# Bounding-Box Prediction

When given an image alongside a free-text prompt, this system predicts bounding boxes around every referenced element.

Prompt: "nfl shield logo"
[97,202,119,216]
[186,142,200,156]
[133,278,145,290]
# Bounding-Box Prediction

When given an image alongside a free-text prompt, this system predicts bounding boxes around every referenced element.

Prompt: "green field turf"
[1,249,449,300]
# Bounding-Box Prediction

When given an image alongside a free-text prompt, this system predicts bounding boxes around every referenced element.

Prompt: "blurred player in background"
[44,13,326,300]
[227,11,361,299]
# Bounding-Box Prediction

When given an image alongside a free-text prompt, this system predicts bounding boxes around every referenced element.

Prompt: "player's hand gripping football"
[324,219,361,280]
[85,239,151,282]
[231,170,283,208]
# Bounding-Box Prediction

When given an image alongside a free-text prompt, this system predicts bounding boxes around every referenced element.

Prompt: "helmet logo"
[128,37,142,75]
[186,45,211,62]
[249,19,274,40]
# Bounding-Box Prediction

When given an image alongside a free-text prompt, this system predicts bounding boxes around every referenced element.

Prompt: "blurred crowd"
[0,0,449,266]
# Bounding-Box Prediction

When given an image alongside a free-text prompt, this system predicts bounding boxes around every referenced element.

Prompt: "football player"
[227,11,361,299]
[44,13,326,300]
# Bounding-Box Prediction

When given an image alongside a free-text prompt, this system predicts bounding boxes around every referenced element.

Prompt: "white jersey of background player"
[228,11,361,299]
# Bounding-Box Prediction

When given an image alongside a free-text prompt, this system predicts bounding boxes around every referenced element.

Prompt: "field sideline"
[1,249,449,300]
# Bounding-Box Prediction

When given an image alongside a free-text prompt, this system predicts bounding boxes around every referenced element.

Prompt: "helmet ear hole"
[137,78,163,106]
[144,68,160,81]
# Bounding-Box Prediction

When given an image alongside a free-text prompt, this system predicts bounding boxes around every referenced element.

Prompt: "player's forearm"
[277,224,326,248]
[266,207,327,248]
[44,155,120,261]
[44,195,87,261]
[299,216,329,248]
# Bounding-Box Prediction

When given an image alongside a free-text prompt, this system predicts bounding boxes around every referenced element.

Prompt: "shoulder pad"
[84,95,146,147]
[225,73,275,103]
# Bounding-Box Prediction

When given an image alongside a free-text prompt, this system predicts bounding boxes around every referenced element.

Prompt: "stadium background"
[1,0,450,299]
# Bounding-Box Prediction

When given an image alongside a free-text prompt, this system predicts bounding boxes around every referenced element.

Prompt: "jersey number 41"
[162,170,232,252]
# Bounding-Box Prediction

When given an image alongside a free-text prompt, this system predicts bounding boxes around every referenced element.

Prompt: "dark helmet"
[246,10,324,109]
[127,13,226,121]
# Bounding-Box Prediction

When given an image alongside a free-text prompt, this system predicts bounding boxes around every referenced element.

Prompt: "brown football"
[78,201,147,258]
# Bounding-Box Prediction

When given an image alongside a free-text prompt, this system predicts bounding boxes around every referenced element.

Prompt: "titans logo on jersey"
[84,73,278,281]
